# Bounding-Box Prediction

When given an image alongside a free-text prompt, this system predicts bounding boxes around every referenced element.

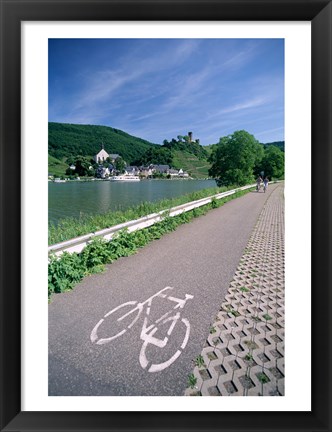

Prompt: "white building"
[94,148,109,163]
[178,168,189,178]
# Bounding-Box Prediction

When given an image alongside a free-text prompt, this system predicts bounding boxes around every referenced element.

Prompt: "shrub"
[48,252,85,295]
[48,187,254,299]
[81,237,113,270]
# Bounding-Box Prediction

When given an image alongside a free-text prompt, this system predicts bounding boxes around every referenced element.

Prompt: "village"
[93,147,190,179]
[51,145,191,182]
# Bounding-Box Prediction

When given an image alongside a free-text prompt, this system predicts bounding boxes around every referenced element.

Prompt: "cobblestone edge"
[185,184,285,396]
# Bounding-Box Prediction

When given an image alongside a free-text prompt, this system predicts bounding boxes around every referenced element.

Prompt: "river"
[49,179,216,225]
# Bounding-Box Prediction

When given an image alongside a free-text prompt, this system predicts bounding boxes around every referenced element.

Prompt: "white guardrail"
[48,184,256,257]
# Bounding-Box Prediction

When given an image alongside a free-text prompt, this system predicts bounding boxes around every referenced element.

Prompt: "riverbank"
[48,187,254,298]
[48,178,217,225]
[49,183,227,244]
[49,176,212,182]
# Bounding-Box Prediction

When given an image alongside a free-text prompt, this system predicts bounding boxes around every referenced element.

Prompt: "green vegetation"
[48,155,69,177]
[162,135,210,178]
[203,144,216,158]
[209,130,264,186]
[245,353,253,361]
[48,188,253,298]
[257,372,270,384]
[209,130,285,186]
[65,156,93,177]
[264,141,284,152]
[132,146,172,166]
[188,373,198,389]
[259,145,285,179]
[163,135,208,160]
[49,185,236,245]
[172,150,210,178]
[194,355,206,368]
[49,121,157,166]
[132,134,211,177]
[49,123,212,178]
[49,123,285,182]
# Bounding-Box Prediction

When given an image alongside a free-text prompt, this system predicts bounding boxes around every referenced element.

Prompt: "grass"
[188,373,198,389]
[49,184,244,245]
[240,286,250,292]
[257,372,270,384]
[194,355,206,368]
[48,188,254,299]
[48,155,68,177]
[172,150,211,178]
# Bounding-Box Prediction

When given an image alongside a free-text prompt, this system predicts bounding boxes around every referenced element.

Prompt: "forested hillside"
[48,122,284,180]
[48,122,157,163]
[263,141,284,151]
[206,140,284,152]
[132,134,211,177]
[48,123,212,178]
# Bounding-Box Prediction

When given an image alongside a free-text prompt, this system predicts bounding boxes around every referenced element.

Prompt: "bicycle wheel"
[90,301,142,345]
[139,316,191,373]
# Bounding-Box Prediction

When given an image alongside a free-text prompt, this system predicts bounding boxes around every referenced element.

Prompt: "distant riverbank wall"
[48,184,257,257]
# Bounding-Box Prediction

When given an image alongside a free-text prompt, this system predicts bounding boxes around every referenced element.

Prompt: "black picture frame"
[0,0,331,431]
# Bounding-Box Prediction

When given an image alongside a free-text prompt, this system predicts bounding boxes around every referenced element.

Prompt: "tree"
[75,157,92,176]
[209,130,264,186]
[259,145,284,179]
[115,157,126,173]
[67,156,92,177]
[66,156,76,165]
[133,147,172,166]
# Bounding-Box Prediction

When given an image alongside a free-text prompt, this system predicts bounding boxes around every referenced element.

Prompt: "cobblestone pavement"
[185,183,284,396]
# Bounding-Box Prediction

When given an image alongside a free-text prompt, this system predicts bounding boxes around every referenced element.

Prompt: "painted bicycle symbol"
[90,287,194,373]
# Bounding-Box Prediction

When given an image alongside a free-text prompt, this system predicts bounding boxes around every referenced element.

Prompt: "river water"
[49,179,216,225]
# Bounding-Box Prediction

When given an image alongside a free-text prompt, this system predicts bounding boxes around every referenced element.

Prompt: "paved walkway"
[185,184,285,396]
[49,183,283,396]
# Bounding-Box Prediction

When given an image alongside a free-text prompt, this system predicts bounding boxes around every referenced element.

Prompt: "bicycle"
[90,287,194,373]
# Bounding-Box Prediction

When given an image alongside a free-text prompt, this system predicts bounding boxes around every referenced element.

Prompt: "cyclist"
[263,176,269,193]
[256,175,263,192]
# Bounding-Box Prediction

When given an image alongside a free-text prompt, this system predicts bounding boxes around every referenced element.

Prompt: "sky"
[48,38,284,145]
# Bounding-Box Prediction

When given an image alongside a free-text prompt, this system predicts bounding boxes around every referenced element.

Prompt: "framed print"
[0,0,331,431]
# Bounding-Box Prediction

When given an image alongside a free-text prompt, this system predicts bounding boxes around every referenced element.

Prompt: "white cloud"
[217,97,267,115]
[66,40,203,116]
[255,127,284,138]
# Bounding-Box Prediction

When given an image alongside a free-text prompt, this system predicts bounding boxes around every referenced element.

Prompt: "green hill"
[263,141,285,151]
[205,140,284,150]
[48,122,213,178]
[48,122,158,164]
[48,155,69,177]
[172,150,211,178]
[48,123,284,179]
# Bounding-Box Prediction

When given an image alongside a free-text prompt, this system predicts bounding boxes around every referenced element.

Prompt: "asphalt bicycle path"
[49,183,281,396]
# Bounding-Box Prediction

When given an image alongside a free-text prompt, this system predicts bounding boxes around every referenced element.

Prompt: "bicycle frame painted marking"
[90,287,194,372]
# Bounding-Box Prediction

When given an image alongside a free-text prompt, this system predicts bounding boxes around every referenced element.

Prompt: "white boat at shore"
[109,175,140,182]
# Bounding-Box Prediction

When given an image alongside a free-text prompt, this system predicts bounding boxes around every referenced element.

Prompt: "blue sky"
[49,38,284,145]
